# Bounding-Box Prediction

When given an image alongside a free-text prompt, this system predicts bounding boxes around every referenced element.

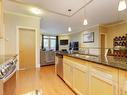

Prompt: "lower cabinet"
[63,56,125,95]
[63,62,73,87]
[119,70,127,95]
[73,63,89,95]
[89,64,118,95]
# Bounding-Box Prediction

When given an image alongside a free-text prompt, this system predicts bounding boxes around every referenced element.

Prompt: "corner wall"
[4,12,41,68]
[106,22,127,48]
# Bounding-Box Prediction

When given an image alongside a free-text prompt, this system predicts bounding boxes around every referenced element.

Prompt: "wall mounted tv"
[60,40,68,45]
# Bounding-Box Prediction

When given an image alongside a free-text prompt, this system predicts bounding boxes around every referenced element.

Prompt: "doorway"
[100,34,106,56]
[18,28,36,70]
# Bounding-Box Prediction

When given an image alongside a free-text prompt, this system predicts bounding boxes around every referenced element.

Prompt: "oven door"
[3,71,16,95]
[0,59,17,95]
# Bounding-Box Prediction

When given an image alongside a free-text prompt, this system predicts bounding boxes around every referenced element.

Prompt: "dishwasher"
[55,54,63,79]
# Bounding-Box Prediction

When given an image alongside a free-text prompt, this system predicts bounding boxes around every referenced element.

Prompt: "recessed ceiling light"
[30,7,42,15]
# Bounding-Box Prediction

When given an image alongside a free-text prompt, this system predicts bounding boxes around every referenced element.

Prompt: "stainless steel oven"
[0,56,17,95]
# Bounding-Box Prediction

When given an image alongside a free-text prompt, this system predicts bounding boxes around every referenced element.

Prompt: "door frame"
[16,26,38,70]
[100,33,107,48]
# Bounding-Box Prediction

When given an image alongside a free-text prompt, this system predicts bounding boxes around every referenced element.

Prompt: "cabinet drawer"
[90,63,118,82]
[73,62,88,73]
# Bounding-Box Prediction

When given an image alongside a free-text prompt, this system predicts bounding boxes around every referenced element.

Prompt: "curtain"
[56,36,59,51]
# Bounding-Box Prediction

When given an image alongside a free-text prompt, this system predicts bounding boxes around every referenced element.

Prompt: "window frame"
[43,35,56,51]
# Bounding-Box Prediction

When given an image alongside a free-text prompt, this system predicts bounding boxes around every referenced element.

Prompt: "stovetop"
[0,55,16,65]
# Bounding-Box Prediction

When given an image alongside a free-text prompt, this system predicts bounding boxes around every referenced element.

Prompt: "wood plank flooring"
[16,65,75,95]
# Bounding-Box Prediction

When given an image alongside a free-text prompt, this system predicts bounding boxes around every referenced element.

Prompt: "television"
[60,40,68,45]
[69,42,79,50]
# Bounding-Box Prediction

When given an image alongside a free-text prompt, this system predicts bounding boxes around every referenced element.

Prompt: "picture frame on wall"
[83,32,94,43]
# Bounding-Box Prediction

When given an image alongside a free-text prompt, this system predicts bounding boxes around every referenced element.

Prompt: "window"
[44,38,49,50]
[50,39,56,50]
[42,35,56,51]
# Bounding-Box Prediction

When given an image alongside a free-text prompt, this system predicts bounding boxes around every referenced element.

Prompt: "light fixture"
[68,27,72,32]
[118,0,127,11]
[83,19,88,25]
[68,9,72,32]
[30,7,42,15]
[83,7,88,25]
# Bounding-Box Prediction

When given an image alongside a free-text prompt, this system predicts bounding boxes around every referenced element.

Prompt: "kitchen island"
[55,52,127,95]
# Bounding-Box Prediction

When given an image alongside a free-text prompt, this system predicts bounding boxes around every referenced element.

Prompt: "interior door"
[19,28,36,70]
[101,34,105,56]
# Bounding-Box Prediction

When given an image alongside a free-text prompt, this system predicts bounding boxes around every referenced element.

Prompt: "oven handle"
[2,69,16,83]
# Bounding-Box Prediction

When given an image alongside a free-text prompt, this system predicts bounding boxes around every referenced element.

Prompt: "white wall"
[60,25,100,55]
[4,12,41,68]
[80,26,100,48]
[59,35,70,51]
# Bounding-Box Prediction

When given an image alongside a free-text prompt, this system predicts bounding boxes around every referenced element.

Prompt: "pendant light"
[68,27,72,32]
[68,9,72,32]
[118,0,127,11]
[83,19,88,25]
[83,7,88,25]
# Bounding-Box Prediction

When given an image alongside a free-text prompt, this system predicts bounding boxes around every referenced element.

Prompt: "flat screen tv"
[60,40,68,45]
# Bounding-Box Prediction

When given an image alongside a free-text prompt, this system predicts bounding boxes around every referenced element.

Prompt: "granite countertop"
[0,55,17,65]
[56,52,127,71]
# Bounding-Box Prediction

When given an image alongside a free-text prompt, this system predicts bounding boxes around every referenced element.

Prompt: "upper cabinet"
[0,0,4,39]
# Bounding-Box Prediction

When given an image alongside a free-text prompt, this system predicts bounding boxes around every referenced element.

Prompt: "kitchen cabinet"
[63,56,89,95]
[63,57,73,88]
[89,63,118,95]
[62,55,122,95]
[73,61,89,95]
[119,70,127,95]
[0,0,3,39]
[40,50,55,66]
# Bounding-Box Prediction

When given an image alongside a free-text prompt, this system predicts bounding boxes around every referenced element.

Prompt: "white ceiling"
[4,0,127,35]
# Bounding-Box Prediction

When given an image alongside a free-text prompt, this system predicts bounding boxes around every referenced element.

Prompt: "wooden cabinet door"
[89,64,118,95]
[73,63,89,95]
[63,62,73,87]
[119,70,127,95]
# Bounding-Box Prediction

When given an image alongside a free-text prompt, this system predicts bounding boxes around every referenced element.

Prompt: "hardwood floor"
[16,65,75,95]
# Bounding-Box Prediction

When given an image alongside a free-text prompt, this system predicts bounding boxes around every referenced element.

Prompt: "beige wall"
[4,13,41,68]
[106,22,127,48]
